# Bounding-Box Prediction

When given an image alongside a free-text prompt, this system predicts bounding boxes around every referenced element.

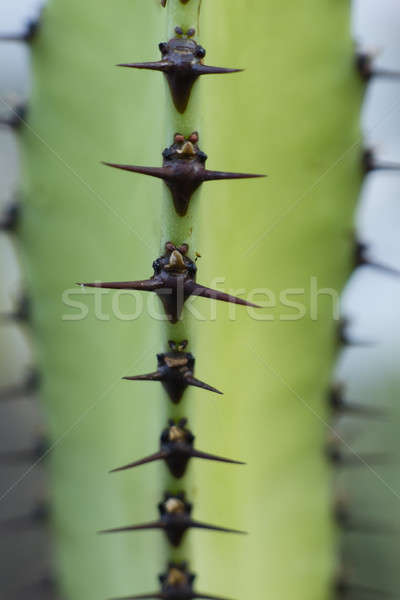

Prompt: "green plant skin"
[18,0,362,599]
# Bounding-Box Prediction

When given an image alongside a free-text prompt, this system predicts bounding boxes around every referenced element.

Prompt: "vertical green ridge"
[161,0,202,566]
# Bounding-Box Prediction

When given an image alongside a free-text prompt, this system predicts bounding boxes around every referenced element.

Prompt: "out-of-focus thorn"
[337,317,376,348]
[363,148,400,174]
[0,202,20,233]
[0,104,27,130]
[0,368,41,402]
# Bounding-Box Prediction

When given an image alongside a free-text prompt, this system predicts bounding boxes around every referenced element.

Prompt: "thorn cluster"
[80,242,260,323]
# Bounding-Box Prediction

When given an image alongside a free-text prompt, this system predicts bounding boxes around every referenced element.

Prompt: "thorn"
[0,104,27,130]
[110,562,234,600]
[329,383,386,418]
[335,575,395,598]
[356,52,400,82]
[119,34,242,113]
[0,435,49,464]
[0,293,30,323]
[355,241,400,278]
[103,132,264,216]
[123,350,222,404]
[0,13,41,43]
[110,419,244,478]
[188,282,261,308]
[0,202,20,232]
[80,243,260,323]
[100,492,246,547]
[337,317,376,348]
[326,441,391,468]
[335,503,395,535]
[0,368,41,402]
[110,450,168,473]
[362,148,400,174]
[0,501,49,532]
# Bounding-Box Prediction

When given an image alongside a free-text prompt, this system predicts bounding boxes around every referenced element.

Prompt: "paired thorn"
[111,561,233,600]
[103,131,264,216]
[100,492,246,547]
[355,241,400,278]
[111,418,244,478]
[356,52,400,82]
[78,242,261,323]
[362,149,400,174]
[118,30,242,113]
[0,368,40,402]
[123,340,221,403]
[0,202,20,232]
[0,435,49,464]
[329,384,386,419]
[0,501,49,532]
[0,104,27,130]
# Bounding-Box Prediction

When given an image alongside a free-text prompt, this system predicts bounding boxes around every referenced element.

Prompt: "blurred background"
[0,0,400,598]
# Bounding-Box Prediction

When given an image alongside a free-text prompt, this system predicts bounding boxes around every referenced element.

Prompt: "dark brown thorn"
[356,52,400,82]
[363,149,400,174]
[184,375,223,395]
[192,64,243,76]
[123,371,163,382]
[100,520,165,534]
[77,279,162,291]
[103,161,169,180]
[187,519,246,535]
[117,61,170,72]
[0,368,40,402]
[202,169,265,181]
[189,283,261,308]
[355,241,400,278]
[189,448,245,465]
[0,202,20,232]
[110,451,167,473]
